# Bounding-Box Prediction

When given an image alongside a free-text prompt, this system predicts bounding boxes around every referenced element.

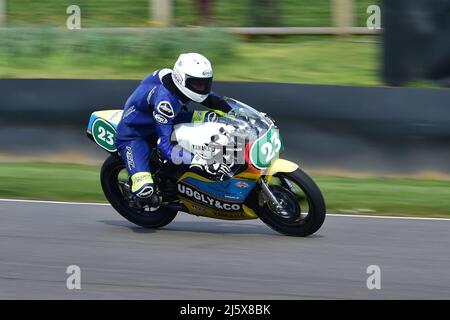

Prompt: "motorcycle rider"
[115,53,232,202]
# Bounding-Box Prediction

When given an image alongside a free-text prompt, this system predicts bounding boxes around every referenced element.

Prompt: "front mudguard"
[264,159,299,183]
[266,158,298,175]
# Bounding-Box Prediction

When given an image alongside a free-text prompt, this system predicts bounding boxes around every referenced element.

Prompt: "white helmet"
[172,53,213,103]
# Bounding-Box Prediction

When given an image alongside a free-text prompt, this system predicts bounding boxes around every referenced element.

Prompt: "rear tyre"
[100,155,178,228]
[256,168,326,237]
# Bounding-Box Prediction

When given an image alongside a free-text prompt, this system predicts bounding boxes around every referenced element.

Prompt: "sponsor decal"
[126,146,135,169]
[123,106,136,119]
[223,194,241,201]
[137,186,153,198]
[173,69,183,84]
[192,144,216,153]
[202,70,212,77]
[195,111,204,122]
[214,211,245,218]
[153,112,168,124]
[108,110,122,122]
[235,181,250,188]
[157,101,174,118]
[190,203,207,213]
[147,87,156,104]
[178,183,242,211]
[207,112,218,122]
[134,175,150,184]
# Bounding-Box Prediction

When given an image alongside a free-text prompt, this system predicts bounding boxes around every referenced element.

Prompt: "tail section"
[86,109,123,153]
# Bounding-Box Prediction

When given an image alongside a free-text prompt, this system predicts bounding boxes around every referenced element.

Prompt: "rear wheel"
[100,155,178,228]
[256,168,326,237]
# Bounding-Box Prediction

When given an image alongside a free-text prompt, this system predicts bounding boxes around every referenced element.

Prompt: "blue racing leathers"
[115,68,231,196]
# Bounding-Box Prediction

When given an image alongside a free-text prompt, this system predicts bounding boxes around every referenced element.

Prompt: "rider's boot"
[131,172,159,207]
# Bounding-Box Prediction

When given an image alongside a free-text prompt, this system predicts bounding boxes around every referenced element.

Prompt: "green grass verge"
[0,28,382,86]
[215,37,381,86]
[1,162,449,218]
[0,28,236,78]
[0,162,104,202]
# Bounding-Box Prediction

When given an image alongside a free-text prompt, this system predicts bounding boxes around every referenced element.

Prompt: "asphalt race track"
[1,199,450,299]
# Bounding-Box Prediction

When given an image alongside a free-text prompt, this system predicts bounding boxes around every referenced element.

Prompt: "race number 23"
[92,118,117,152]
[98,126,114,145]
[261,130,281,163]
[250,126,283,169]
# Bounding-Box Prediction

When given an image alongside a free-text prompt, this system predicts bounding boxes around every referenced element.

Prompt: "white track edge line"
[0,198,110,206]
[0,198,449,221]
[326,213,450,221]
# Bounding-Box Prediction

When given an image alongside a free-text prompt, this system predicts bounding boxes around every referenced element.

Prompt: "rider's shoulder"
[142,68,172,84]
[153,84,181,108]
[147,68,172,82]
[156,68,172,79]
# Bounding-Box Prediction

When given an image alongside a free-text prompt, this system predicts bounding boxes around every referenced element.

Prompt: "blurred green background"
[6,0,375,27]
[0,0,382,85]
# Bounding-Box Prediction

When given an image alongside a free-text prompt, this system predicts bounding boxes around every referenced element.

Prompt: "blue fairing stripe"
[87,114,99,132]
[182,177,256,202]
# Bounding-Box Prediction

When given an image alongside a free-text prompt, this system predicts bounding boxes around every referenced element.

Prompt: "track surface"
[1,200,450,299]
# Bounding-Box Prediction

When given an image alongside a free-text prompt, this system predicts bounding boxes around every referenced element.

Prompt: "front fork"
[259,177,289,216]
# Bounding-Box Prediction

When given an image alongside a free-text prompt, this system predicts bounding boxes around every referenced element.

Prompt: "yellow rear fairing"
[92,110,123,126]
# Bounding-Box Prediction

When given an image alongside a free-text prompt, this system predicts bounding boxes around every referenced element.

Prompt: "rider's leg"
[116,138,155,199]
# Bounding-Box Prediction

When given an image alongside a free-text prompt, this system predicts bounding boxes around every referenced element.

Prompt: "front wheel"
[255,168,326,237]
[100,155,178,228]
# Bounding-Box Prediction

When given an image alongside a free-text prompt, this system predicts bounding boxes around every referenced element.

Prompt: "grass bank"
[0,28,381,86]
[1,162,449,218]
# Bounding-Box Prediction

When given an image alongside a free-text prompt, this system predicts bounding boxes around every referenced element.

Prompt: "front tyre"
[100,155,178,228]
[256,169,326,237]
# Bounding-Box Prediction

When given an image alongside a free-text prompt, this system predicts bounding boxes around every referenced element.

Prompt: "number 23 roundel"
[249,125,283,169]
[92,118,117,152]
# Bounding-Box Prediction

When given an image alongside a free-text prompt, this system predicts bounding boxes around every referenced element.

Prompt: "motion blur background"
[1,0,450,216]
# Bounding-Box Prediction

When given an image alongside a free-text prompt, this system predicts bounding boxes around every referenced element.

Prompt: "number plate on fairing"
[92,118,117,152]
[87,110,123,153]
[250,125,284,169]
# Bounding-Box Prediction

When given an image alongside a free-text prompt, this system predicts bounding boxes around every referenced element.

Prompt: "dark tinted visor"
[185,75,212,95]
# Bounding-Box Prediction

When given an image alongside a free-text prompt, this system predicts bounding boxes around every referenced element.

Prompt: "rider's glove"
[205,162,232,177]
[189,154,232,181]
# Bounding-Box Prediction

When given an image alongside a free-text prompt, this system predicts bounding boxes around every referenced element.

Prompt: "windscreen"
[219,98,272,142]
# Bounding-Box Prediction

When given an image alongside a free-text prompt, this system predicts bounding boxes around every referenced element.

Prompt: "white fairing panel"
[172,122,234,159]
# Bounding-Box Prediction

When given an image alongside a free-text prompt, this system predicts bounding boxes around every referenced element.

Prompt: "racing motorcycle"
[87,98,326,236]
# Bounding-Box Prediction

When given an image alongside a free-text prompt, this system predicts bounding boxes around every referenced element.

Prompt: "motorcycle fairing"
[87,110,123,134]
[264,158,299,183]
[177,172,258,220]
[87,110,123,153]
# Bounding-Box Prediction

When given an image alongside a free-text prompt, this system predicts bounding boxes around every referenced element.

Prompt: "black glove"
[205,162,232,178]
[190,155,232,181]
